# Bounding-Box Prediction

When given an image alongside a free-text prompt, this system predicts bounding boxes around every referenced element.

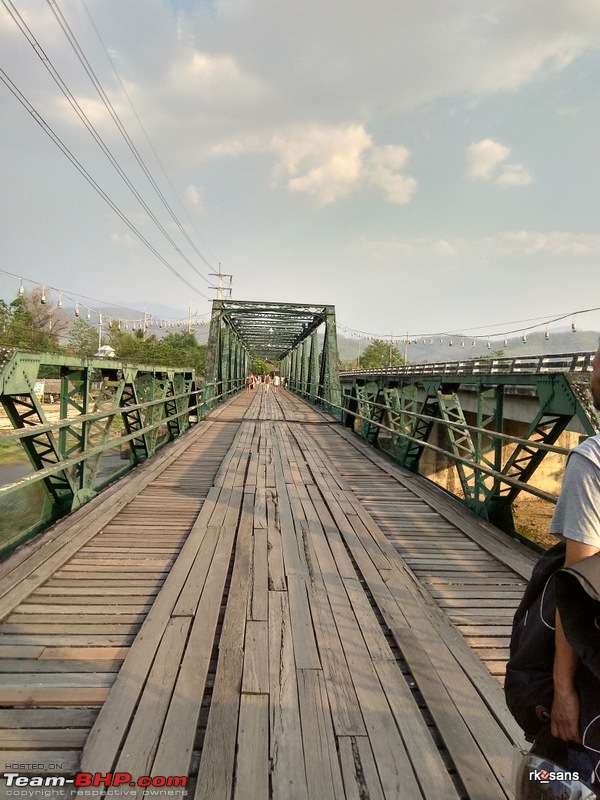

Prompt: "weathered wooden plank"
[233,694,269,800]
[0,708,97,729]
[0,422,216,617]
[151,525,236,779]
[297,669,346,800]
[249,527,268,621]
[0,728,87,748]
[194,488,254,800]
[0,687,109,705]
[267,524,286,591]
[0,659,121,673]
[287,573,320,670]
[0,634,135,647]
[241,620,269,695]
[338,736,385,800]
[114,616,191,793]
[373,658,461,798]
[39,646,128,661]
[268,591,308,800]
[194,645,243,800]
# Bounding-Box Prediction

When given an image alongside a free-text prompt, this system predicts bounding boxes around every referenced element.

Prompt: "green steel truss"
[340,369,599,533]
[204,299,341,415]
[0,347,198,552]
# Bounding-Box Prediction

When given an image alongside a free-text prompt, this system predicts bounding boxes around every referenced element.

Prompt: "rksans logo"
[529,768,580,783]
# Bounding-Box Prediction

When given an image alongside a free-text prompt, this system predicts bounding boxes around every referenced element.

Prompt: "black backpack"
[505,542,600,750]
[504,542,566,741]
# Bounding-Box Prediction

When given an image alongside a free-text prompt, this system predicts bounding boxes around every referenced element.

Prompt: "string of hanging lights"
[336,309,592,347]
[0,269,212,333]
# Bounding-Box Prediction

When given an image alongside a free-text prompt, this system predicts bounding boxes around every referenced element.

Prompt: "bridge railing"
[340,351,594,378]
[297,353,599,544]
[0,348,242,557]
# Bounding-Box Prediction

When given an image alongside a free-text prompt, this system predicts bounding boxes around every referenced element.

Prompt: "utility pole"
[209,265,233,300]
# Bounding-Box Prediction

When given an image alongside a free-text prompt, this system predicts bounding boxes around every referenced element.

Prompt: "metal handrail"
[296,389,571,505]
[340,351,595,378]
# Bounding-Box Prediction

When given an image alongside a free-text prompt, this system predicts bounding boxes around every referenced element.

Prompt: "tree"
[1,289,67,352]
[106,328,207,373]
[68,318,99,358]
[359,339,405,369]
[251,358,272,375]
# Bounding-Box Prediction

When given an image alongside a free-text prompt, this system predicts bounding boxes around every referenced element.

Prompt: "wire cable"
[78,0,219,265]
[49,0,217,276]
[0,67,212,301]
[1,0,213,289]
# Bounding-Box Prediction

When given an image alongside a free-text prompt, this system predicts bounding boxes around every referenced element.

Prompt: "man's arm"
[551,540,600,742]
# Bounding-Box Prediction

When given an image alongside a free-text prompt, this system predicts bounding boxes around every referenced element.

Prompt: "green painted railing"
[0,347,242,557]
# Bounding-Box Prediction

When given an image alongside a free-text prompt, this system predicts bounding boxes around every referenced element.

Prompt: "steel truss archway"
[203,299,341,416]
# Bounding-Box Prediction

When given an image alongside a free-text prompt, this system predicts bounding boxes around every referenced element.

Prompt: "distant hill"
[336,328,599,366]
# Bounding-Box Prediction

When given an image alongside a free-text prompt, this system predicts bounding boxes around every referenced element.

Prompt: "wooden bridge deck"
[0,388,538,799]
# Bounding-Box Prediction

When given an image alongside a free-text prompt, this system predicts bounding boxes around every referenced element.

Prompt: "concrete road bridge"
[0,298,598,799]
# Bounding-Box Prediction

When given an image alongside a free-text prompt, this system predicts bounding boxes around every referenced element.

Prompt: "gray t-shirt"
[549,435,600,548]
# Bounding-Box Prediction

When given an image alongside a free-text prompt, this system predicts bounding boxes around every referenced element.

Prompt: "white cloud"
[271,127,416,206]
[184,184,205,211]
[496,163,533,187]
[365,145,417,205]
[271,125,371,205]
[466,139,511,180]
[354,230,600,260]
[495,230,600,254]
[466,139,533,187]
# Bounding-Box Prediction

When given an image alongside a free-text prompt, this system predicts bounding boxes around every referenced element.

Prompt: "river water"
[0,461,32,487]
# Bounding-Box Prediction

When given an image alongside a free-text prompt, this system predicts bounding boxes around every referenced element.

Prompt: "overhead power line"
[0,66,212,301]
[78,0,219,265]
[1,0,214,291]
[47,0,216,277]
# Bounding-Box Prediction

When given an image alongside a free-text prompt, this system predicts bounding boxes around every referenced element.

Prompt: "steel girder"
[204,299,341,416]
[0,349,197,548]
[339,369,599,532]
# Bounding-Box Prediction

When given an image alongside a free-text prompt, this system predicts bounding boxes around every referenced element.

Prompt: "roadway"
[0,387,537,799]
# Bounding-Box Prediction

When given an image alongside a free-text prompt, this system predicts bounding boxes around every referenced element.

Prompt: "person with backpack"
[508,343,600,797]
[548,343,600,775]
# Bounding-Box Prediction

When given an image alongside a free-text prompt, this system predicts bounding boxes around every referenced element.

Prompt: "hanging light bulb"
[487,338,491,349]
[40,287,46,305]
[449,339,453,347]
[460,338,465,348]
[18,279,24,297]
[74,303,80,318]
[503,337,508,347]
[471,339,476,347]
[57,293,63,309]
[108,318,113,330]
[544,329,550,341]
[571,318,577,333]
[522,332,527,344]
[86,309,91,321]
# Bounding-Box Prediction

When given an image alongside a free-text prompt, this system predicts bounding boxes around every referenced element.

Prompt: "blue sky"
[1,0,600,343]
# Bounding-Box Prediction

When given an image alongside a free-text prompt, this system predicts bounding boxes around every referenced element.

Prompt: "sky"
[1,0,600,344]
